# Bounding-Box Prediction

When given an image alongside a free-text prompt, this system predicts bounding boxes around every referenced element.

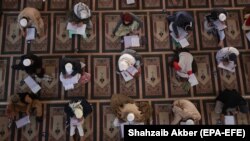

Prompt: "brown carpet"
[0,0,250,141]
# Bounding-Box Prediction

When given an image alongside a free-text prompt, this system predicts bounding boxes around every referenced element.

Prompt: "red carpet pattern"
[0,0,250,141]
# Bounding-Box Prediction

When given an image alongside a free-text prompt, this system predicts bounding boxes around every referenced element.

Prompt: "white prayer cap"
[219,13,226,21]
[74,2,89,19]
[118,54,136,71]
[65,63,73,74]
[127,113,135,122]
[74,108,83,119]
[23,59,31,66]
[185,119,195,125]
[20,18,28,27]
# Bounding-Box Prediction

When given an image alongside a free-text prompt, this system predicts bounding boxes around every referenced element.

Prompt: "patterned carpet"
[0,0,250,141]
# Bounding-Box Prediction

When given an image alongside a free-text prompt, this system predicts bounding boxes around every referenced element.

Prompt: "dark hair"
[228,53,237,63]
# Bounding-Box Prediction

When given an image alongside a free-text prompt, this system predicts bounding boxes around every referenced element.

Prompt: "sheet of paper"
[124,35,140,48]
[213,20,227,30]
[64,84,74,90]
[179,38,190,48]
[188,73,199,86]
[26,28,36,40]
[24,76,41,93]
[15,116,30,128]
[170,27,188,42]
[126,65,138,76]
[246,31,250,42]
[67,23,87,36]
[218,61,235,72]
[126,0,135,4]
[60,73,81,85]
[224,115,235,125]
[121,71,133,82]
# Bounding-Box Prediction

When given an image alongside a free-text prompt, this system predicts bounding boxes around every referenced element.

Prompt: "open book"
[60,73,81,90]
[26,27,36,40]
[126,0,135,4]
[24,76,41,93]
[126,66,138,76]
[15,116,30,128]
[213,20,227,30]
[124,35,140,48]
[218,61,236,72]
[67,22,87,37]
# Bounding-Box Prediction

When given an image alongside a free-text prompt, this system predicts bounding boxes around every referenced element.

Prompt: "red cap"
[122,13,133,23]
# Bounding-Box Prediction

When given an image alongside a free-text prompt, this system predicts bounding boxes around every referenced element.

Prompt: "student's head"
[19,17,29,28]
[119,103,142,122]
[121,13,133,26]
[219,13,227,22]
[74,2,90,19]
[69,100,84,119]
[23,58,32,67]
[10,94,20,104]
[65,63,73,75]
[222,53,237,66]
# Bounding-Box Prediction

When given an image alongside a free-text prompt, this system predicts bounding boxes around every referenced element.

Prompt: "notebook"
[126,66,138,76]
[26,28,36,40]
[15,116,30,128]
[124,35,140,48]
[218,61,236,72]
[24,76,41,93]
[121,71,133,82]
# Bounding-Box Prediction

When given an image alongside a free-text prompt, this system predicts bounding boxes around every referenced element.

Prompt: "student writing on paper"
[205,8,227,47]
[117,49,142,78]
[166,11,194,38]
[171,99,201,125]
[110,94,152,125]
[112,12,143,37]
[68,2,92,29]
[64,99,92,141]
[12,53,45,78]
[171,48,198,87]
[18,7,44,38]
[214,89,249,123]
[5,93,43,122]
[216,47,239,71]
[60,58,90,90]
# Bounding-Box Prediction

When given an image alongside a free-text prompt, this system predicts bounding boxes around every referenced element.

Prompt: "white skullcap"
[65,63,73,74]
[185,119,195,125]
[127,113,135,122]
[74,2,89,19]
[23,59,31,66]
[20,18,28,27]
[219,13,226,22]
[74,108,83,119]
[118,54,136,71]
